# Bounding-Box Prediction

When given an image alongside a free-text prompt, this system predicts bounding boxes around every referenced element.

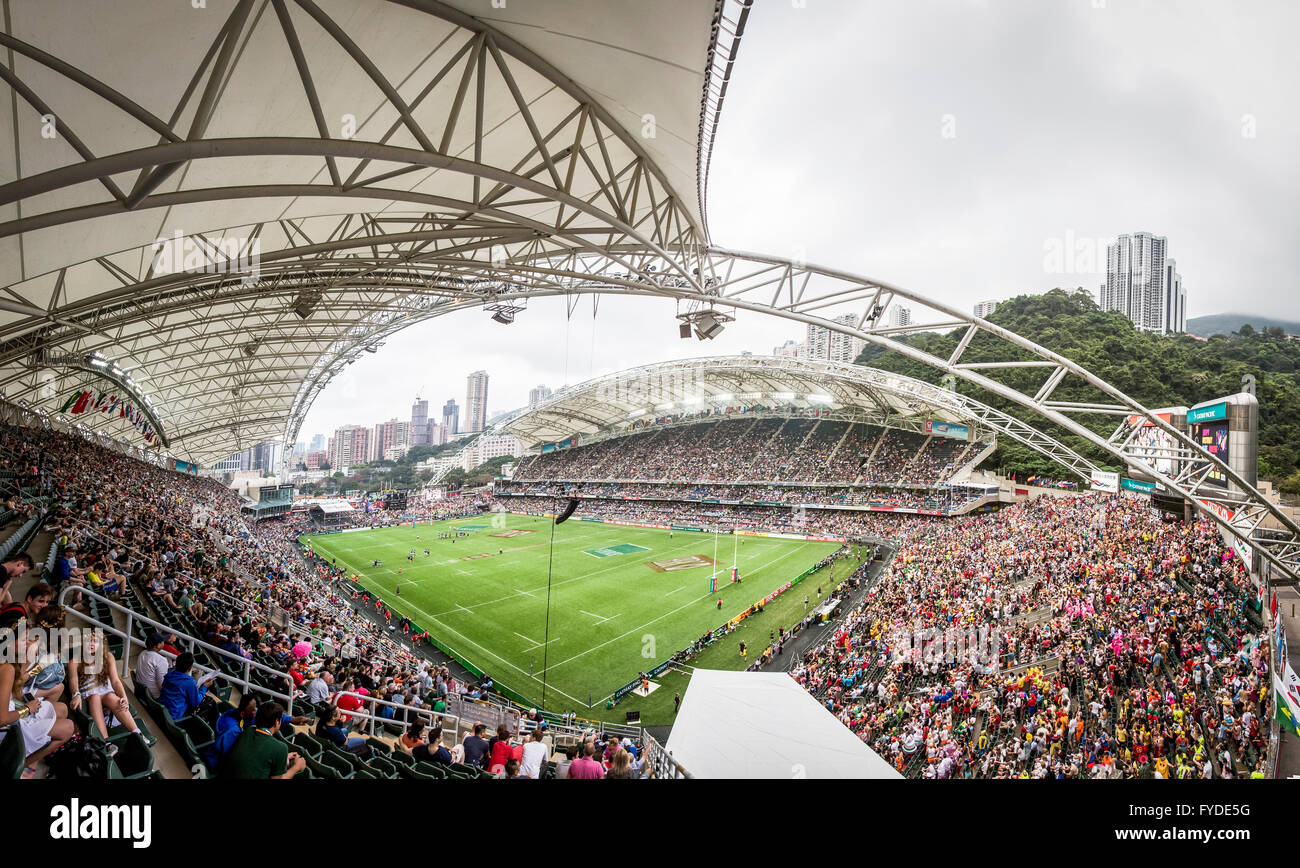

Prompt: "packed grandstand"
[0,0,1293,805]
[0,400,1277,780]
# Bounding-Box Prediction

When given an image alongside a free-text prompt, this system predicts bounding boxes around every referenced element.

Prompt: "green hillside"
[856,289,1300,492]
[1187,313,1300,339]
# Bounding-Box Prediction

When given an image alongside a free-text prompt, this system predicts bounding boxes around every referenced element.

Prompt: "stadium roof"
[501,354,1002,445]
[4,2,1297,584]
[0,0,744,466]
[665,668,903,779]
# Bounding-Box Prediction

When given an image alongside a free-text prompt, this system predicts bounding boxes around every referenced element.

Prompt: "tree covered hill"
[856,289,1300,492]
[1187,313,1300,339]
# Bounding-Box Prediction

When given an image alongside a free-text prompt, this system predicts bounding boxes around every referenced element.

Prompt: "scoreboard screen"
[385,490,408,511]
[1192,420,1230,487]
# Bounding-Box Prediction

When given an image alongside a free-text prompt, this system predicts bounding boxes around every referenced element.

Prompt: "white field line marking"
[579,609,616,625]
[664,585,689,597]
[423,535,702,618]
[513,631,546,647]
[554,542,815,677]
[376,595,587,707]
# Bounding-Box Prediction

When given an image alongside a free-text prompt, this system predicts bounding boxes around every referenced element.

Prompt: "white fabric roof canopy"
[502,354,991,448]
[0,0,726,466]
[665,668,903,779]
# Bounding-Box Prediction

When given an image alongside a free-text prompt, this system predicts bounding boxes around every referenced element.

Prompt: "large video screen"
[1193,420,1230,487]
[1128,412,1177,477]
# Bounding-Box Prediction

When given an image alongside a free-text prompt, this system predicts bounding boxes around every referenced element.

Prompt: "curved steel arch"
[3,212,1297,584]
[499,354,1102,484]
[0,0,1293,586]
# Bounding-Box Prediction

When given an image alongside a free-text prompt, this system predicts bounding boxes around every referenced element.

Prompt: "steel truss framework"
[0,0,1296,586]
[502,354,1101,484]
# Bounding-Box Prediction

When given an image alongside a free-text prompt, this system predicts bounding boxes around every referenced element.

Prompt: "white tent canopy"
[664,668,903,779]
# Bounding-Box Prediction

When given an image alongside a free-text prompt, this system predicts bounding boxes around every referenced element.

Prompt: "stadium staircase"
[855,429,888,484]
[824,422,856,467]
[947,440,999,484]
[898,435,934,484]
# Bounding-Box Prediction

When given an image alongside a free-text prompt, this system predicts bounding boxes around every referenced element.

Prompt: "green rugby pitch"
[301,513,839,712]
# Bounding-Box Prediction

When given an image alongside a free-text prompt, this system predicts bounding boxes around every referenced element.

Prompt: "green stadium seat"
[302,753,339,779]
[107,733,155,779]
[367,754,399,778]
[290,732,324,759]
[415,761,451,779]
[449,761,491,780]
[176,715,215,751]
[396,761,437,781]
[106,707,157,747]
[0,726,25,780]
[316,749,356,779]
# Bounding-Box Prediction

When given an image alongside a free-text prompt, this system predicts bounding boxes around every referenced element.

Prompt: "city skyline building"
[465,370,489,433]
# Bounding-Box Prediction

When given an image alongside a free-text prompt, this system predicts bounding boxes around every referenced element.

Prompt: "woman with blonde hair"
[1,610,75,777]
[606,748,636,779]
[68,628,143,756]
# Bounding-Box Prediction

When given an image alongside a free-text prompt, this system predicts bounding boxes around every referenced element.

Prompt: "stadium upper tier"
[511,417,990,488]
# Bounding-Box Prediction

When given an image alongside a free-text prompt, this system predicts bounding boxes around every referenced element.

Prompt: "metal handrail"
[642,731,690,779]
[329,690,462,747]
[58,585,303,715]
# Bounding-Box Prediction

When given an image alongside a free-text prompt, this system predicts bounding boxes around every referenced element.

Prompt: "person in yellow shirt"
[1155,756,1171,779]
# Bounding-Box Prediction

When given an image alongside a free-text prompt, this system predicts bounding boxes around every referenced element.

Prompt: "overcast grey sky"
[299,0,1299,443]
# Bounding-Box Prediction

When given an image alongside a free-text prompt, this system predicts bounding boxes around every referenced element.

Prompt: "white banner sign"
[1089,471,1119,493]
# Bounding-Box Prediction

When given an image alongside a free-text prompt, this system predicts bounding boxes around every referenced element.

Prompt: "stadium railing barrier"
[643,731,690,779]
[331,690,466,747]
[59,586,303,715]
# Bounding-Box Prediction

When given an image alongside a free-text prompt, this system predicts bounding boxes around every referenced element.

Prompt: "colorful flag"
[1276,664,1300,737]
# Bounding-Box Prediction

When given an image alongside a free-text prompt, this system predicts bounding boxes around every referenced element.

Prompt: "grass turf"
[301,513,839,714]
[608,552,866,725]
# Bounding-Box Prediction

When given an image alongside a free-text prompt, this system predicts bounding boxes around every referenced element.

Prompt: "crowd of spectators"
[514,417,988,487]
[0,424,546,777]
[496,480,984,513]
[497,494,941,539]
[790,494,1272,779]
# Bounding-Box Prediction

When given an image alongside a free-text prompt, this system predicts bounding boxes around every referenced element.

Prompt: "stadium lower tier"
[789,493,1272,780]
[494,495,947,538]
[514,416,990,487]
[494,480,991,515]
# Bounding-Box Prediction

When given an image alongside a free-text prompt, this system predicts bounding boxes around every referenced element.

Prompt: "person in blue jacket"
[158,652,211,720]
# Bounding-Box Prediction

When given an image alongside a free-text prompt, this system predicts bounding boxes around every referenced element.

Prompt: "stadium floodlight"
[90,357,107,367]
[676,307,734,341]
[772,392,796,401]
[807,394,834,404]
[693,313,724,340]
[491,309,515,325]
